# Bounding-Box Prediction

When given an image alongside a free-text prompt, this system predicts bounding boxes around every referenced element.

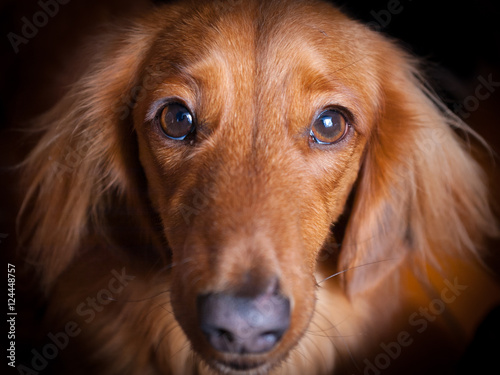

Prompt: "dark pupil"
[162,104,193,139]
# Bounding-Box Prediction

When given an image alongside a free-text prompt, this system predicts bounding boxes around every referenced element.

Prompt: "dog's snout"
[197,282,290,354]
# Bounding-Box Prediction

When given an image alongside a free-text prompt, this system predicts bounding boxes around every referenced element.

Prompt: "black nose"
[197,285,290,354]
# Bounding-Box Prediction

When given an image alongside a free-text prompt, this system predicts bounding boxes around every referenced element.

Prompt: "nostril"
[216,328,234,343]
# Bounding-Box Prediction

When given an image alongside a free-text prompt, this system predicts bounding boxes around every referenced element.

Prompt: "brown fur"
[18,0,499,374]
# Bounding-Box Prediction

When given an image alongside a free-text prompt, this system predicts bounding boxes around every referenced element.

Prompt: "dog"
[16,0,499,374]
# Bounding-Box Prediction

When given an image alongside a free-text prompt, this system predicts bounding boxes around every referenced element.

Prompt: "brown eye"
[158,103,194,140]
[310,110,348,145]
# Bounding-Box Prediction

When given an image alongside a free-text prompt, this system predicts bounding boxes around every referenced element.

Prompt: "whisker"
[327,318,362,373]
[154,258,193,276]
[145,301,174,320]
[104,289,171,303]
[316,258,398,286]
[155,321,181,354]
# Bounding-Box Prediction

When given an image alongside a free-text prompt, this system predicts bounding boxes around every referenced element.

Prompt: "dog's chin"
[189,334,292,374]
[190,338,288,374]
[216,361,267,373]
[205,356,276,375]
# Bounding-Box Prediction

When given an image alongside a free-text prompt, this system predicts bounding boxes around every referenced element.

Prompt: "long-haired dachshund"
[17,0,499,374]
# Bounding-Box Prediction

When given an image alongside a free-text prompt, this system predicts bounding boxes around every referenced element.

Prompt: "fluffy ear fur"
[17,26,159,292]
[339,46,498,294]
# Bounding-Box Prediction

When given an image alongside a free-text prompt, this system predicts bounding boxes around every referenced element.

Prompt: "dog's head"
[133,1,379,369]
[19,0,496,373]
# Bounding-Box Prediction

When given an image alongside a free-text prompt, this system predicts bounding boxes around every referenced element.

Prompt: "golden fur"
[18,0,499,374]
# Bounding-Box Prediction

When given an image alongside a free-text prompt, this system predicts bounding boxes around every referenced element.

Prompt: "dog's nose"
[197,283,290,354]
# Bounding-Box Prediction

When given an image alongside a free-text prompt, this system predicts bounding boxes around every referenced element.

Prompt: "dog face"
[133,0,379,371]
[19,0,497,373]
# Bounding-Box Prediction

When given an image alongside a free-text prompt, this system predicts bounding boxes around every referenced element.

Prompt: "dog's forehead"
[153,0,372,75]
[145,0,383,129]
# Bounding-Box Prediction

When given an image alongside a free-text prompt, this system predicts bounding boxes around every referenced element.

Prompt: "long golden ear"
[17,26,157,292]
[339,46,498,294]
